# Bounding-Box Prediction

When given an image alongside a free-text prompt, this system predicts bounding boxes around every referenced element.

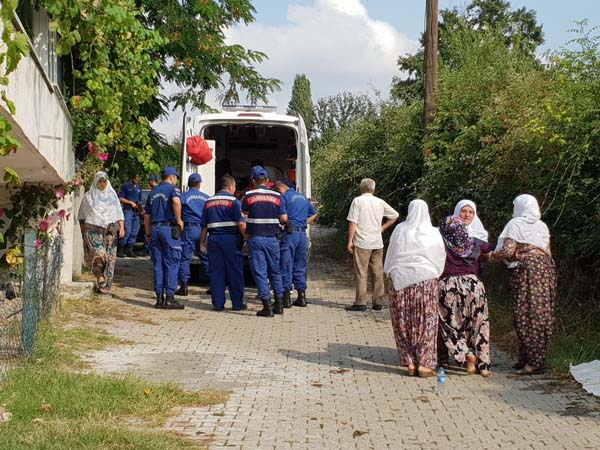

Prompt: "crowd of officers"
[134,165,317,316]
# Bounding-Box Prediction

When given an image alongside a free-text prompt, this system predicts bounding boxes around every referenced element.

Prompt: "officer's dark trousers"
[178,224,209,283]
[280,231,309,291]
[151,225,182,296]
[119,208,140,247]
[248,236,283,300]
[207,234,244,308]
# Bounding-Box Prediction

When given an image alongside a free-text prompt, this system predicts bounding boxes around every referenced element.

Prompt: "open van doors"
[181,112,216,194]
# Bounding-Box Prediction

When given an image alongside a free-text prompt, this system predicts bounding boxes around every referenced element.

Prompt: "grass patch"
[0,322,229,450]
[61,297,158,325]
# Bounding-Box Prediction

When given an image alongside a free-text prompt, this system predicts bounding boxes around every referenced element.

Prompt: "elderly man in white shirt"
[346,178,399,311]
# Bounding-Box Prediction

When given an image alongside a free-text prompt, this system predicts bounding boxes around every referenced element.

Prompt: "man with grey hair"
[346,178,399,311]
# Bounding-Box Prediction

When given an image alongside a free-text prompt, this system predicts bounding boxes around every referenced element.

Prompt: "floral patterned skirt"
[83,225,117,289]
[388,279,439,370]
[438,275,490,371]
[509,255,557,368]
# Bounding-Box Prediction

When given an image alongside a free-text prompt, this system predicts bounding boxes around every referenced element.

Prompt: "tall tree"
[287,74,314,137]
[391,0,544,104]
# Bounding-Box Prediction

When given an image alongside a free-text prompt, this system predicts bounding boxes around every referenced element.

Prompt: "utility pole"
[423,0,438,126]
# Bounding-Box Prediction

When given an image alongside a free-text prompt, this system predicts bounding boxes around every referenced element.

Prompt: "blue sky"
[154,0,600,138]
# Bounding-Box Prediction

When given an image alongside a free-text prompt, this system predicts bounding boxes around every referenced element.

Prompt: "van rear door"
[296,115,311,199]
[181,113,216,195]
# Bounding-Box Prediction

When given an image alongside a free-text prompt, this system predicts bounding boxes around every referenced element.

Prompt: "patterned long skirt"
[83,226,117,289]
[438,275,491,371]
[388,279,439,370]
[509,255,557,368]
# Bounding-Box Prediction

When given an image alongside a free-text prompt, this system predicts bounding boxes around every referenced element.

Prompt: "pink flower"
[55,189,65,199]
[35,239,43,250]
[39,220,49,232]
[98,152,109,162]
[0,208,4,218]
[74,179,83,186]
[58,209,66,218]
[87,141,98,154]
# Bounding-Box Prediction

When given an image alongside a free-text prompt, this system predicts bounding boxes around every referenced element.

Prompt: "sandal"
[512,362,526,370]
[480,369,492,378]
[407,366,417,377]
[418,367,436,378]
[516,367,545,376]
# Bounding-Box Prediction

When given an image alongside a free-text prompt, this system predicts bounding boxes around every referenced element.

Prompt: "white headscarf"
[496,194,550,252]
[78,172,124,228]
[384,199,446,291]
[453,199,488,242]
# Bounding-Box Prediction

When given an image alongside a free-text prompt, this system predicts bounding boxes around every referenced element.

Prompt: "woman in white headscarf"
[384,200,446,377]
[453,199,489,241]
[78,172,125,295]
[488,194,556,375]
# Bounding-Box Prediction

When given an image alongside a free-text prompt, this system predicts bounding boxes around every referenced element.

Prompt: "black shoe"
[164,295,185,310]
[273,296,284,315]
[345,304,367,312]
[205,288,212,295]
[293,290,307,307]
[212,305,225,311]
[125,245,138,258]
[154,293,165,309]
[175,282,188,296]
[283,291,292,308]
[256,300,274,317]
[512,362,526,370]
[372,304,383,311]
[117,245,125,258]
[232,304,248,311]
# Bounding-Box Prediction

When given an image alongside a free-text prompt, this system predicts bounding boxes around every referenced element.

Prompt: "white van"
[180,105,311,198]
[180,105,312,283]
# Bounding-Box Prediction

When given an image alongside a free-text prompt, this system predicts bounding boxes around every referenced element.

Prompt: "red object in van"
[186,136,213,165]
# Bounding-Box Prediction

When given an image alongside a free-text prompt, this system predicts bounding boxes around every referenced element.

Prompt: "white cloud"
[152,0,419,138]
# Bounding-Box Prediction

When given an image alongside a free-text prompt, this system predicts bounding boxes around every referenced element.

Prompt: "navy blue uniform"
[178,188,209,284]
[242,187,287,300]
[119,181,142,246]
[201,191,245,309]
[280,188,317,292]
[145,182,182,297]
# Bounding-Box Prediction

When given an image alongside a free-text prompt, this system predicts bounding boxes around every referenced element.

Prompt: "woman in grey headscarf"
[488,194,556,375]
[78,172,125,295]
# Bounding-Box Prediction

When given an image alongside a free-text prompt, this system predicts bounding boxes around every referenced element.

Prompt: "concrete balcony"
[0,9,74,191]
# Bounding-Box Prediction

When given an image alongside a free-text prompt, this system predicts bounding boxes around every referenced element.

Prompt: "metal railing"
[0,233,63,375]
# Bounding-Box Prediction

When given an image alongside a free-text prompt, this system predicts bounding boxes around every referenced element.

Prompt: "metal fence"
[0,233,63,375]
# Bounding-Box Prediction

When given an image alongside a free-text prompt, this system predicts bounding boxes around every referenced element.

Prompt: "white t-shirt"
[347,193,399,249]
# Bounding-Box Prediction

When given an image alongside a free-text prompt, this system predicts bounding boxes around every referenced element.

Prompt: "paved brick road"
[86,228,600,450]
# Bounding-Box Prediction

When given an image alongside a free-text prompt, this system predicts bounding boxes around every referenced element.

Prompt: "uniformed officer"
[199,174,247,311]
[118,175,142,258]
[148,173,159,189]
[175,173,209,296]
[242,166,288,317]
[275,181,318,307]
[143,167,185,310]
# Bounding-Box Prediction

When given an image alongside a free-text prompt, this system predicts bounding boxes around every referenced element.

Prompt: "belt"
[184,222,202,227]
[153,222,172,227]
[289,226,306,233]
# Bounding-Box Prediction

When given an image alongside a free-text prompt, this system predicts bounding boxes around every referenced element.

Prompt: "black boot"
[117,245,125,258]
[125,245,138,258]
[273,296,284,315]
[164,295,185,310]
[256,300,274,317]
[282,291,292,308]
[293,290,307,307]
[175,282,188,296]
[154,293,165,309]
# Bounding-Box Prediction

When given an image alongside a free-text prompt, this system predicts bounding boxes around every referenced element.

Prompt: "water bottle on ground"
[436,367,447,396]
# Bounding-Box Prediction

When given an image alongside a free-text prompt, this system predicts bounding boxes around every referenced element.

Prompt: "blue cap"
[148,174,158,182]
[284,180,295,189]
[188,173,202,184]
[251,165,268,179]
[161,166,179,178]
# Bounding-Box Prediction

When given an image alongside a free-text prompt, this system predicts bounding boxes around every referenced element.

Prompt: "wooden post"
[424,0,439,126]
